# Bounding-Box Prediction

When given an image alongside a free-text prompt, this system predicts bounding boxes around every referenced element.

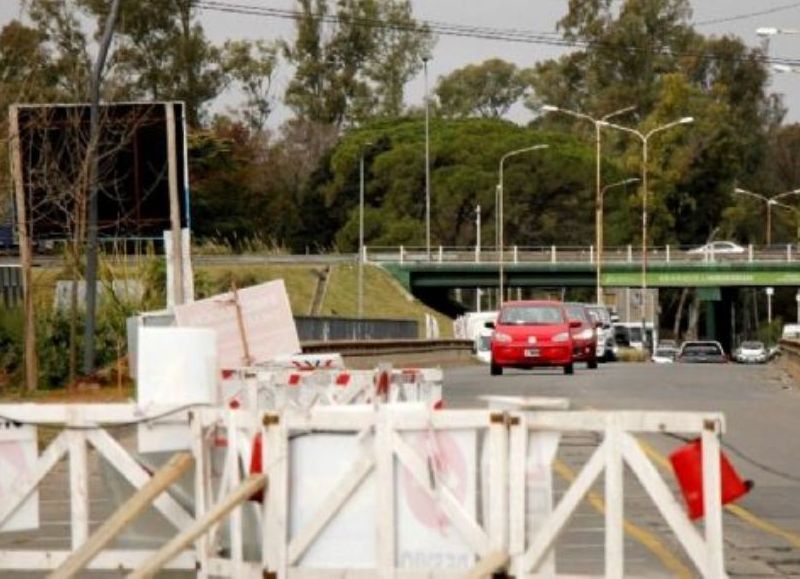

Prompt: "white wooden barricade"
[0,404,266,578]
[510,410,728,579]
[0,402,730,578]
[257,404,509,579]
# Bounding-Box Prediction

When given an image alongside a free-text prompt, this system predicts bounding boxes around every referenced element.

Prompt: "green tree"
[436,59,533,119]
[529,0,776,247]
[284,0,433,126]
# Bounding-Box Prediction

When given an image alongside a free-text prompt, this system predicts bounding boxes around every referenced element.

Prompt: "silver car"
[734,341,768,364]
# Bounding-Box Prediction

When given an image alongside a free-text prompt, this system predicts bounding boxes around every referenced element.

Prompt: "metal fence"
[294,316,418,341]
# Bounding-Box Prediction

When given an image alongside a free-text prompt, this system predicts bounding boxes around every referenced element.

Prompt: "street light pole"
[541,104,635,304]
[358,142,373,319]
[498,144,549,306]
[423,56,431,260]
[600,116,694,352]
[734,187,800,246]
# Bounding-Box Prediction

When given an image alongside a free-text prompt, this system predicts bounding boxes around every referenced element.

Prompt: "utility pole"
[83,0,122,374]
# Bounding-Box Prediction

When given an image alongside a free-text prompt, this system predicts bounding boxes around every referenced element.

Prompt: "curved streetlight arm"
[734,188,770,204]
[601,177,640,195]
[644,117,694,141]
[771,189,800,202]
[601,105,637,122]
[597,119,644,141]
[500,144,550,168]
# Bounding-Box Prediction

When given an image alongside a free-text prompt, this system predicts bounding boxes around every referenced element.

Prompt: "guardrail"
[366,244,800,265]
[302,338,473,356]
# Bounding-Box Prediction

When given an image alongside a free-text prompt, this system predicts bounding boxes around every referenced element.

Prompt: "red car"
[564,303,599,369]
[489,300,580,376]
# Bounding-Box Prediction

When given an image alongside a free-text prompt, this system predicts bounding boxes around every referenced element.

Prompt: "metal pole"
[595,122,603,305]
[424,57,431,260]
[641,137,649,353]
[767,202,772,246]
[83,0,122,374]
[475,204,481,263]
[498,174,505,306]
[358,150,365,318]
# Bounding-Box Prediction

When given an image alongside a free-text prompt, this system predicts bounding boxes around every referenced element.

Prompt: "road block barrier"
[221,366,443,412]
[0,402,730,578]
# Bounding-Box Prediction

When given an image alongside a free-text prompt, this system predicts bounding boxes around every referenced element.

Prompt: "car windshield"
[566,306,588,323]
[741,341,763,349]
[682,343,723,356]
[499,305,564,325]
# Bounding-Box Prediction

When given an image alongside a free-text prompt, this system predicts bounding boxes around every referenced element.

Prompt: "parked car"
[687,241,745,258]
[652,346,678,363]
[676,341,728,363]
[473,328,493,364]
[585,304,617,362]
[734,341,768,364]
[489,300,578,376]
[564,303,599,369]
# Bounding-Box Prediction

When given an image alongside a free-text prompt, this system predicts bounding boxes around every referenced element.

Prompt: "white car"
[651,346,678,363]
[734,341,768,364]
[687,241,745,257]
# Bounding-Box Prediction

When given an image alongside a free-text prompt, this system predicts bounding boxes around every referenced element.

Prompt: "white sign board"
[0,422,39,532]
[174,280,300,369]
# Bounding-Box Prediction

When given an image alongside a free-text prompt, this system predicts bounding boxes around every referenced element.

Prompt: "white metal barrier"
[0,403,729,578]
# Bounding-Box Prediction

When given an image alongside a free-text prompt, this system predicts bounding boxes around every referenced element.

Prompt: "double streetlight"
[541,104,635,304]
[734,187,800,245]
[497,144,550,305]
[599,116,694,350]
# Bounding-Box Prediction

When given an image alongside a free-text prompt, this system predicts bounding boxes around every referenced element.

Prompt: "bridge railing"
[366,244,800,265]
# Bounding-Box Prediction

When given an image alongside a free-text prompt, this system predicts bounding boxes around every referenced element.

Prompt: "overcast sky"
[3,1,800,123]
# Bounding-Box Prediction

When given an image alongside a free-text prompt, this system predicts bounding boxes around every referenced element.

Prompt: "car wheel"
[490,362,503,376]
[563,363,574,375]
[588,357,598,370]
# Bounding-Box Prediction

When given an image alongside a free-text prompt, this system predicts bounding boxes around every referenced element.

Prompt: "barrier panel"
[0,402,729,578]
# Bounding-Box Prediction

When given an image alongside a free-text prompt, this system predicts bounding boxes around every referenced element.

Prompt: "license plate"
[524,348,540,357]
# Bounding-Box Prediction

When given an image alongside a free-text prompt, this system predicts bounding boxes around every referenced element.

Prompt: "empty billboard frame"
[10,101,190,242]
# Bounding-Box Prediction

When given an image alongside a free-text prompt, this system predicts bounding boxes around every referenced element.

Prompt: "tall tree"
[80,0,275,127]
[435,59,533,119]
[530,0,777,246]
[284,0,433,126]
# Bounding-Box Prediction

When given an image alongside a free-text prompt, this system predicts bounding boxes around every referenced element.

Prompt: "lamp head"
[541,105,559,112]
[757,27,779,37]
[679,116,694,124]
[734,187,747,194]
[774,64,793,73]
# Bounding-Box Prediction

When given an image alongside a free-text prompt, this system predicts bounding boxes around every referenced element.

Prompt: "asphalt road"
[443,360,800,576]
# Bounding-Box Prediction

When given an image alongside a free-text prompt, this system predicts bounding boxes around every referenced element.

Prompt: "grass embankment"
[30,261,453,337]
[198,262,452,337]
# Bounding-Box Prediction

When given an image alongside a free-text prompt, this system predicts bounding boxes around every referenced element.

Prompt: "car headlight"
[577,328,594,340]
[552,332,570,343]
[493,332,512,343]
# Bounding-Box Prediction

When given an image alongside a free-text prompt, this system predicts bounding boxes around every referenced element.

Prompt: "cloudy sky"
[3,1,800,123]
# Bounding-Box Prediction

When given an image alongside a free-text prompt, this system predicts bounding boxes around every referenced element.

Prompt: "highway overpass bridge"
[371,245,800,347]
[371,245,800,291]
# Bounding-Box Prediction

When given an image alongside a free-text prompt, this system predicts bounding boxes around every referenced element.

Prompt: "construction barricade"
[0,401,732,578]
